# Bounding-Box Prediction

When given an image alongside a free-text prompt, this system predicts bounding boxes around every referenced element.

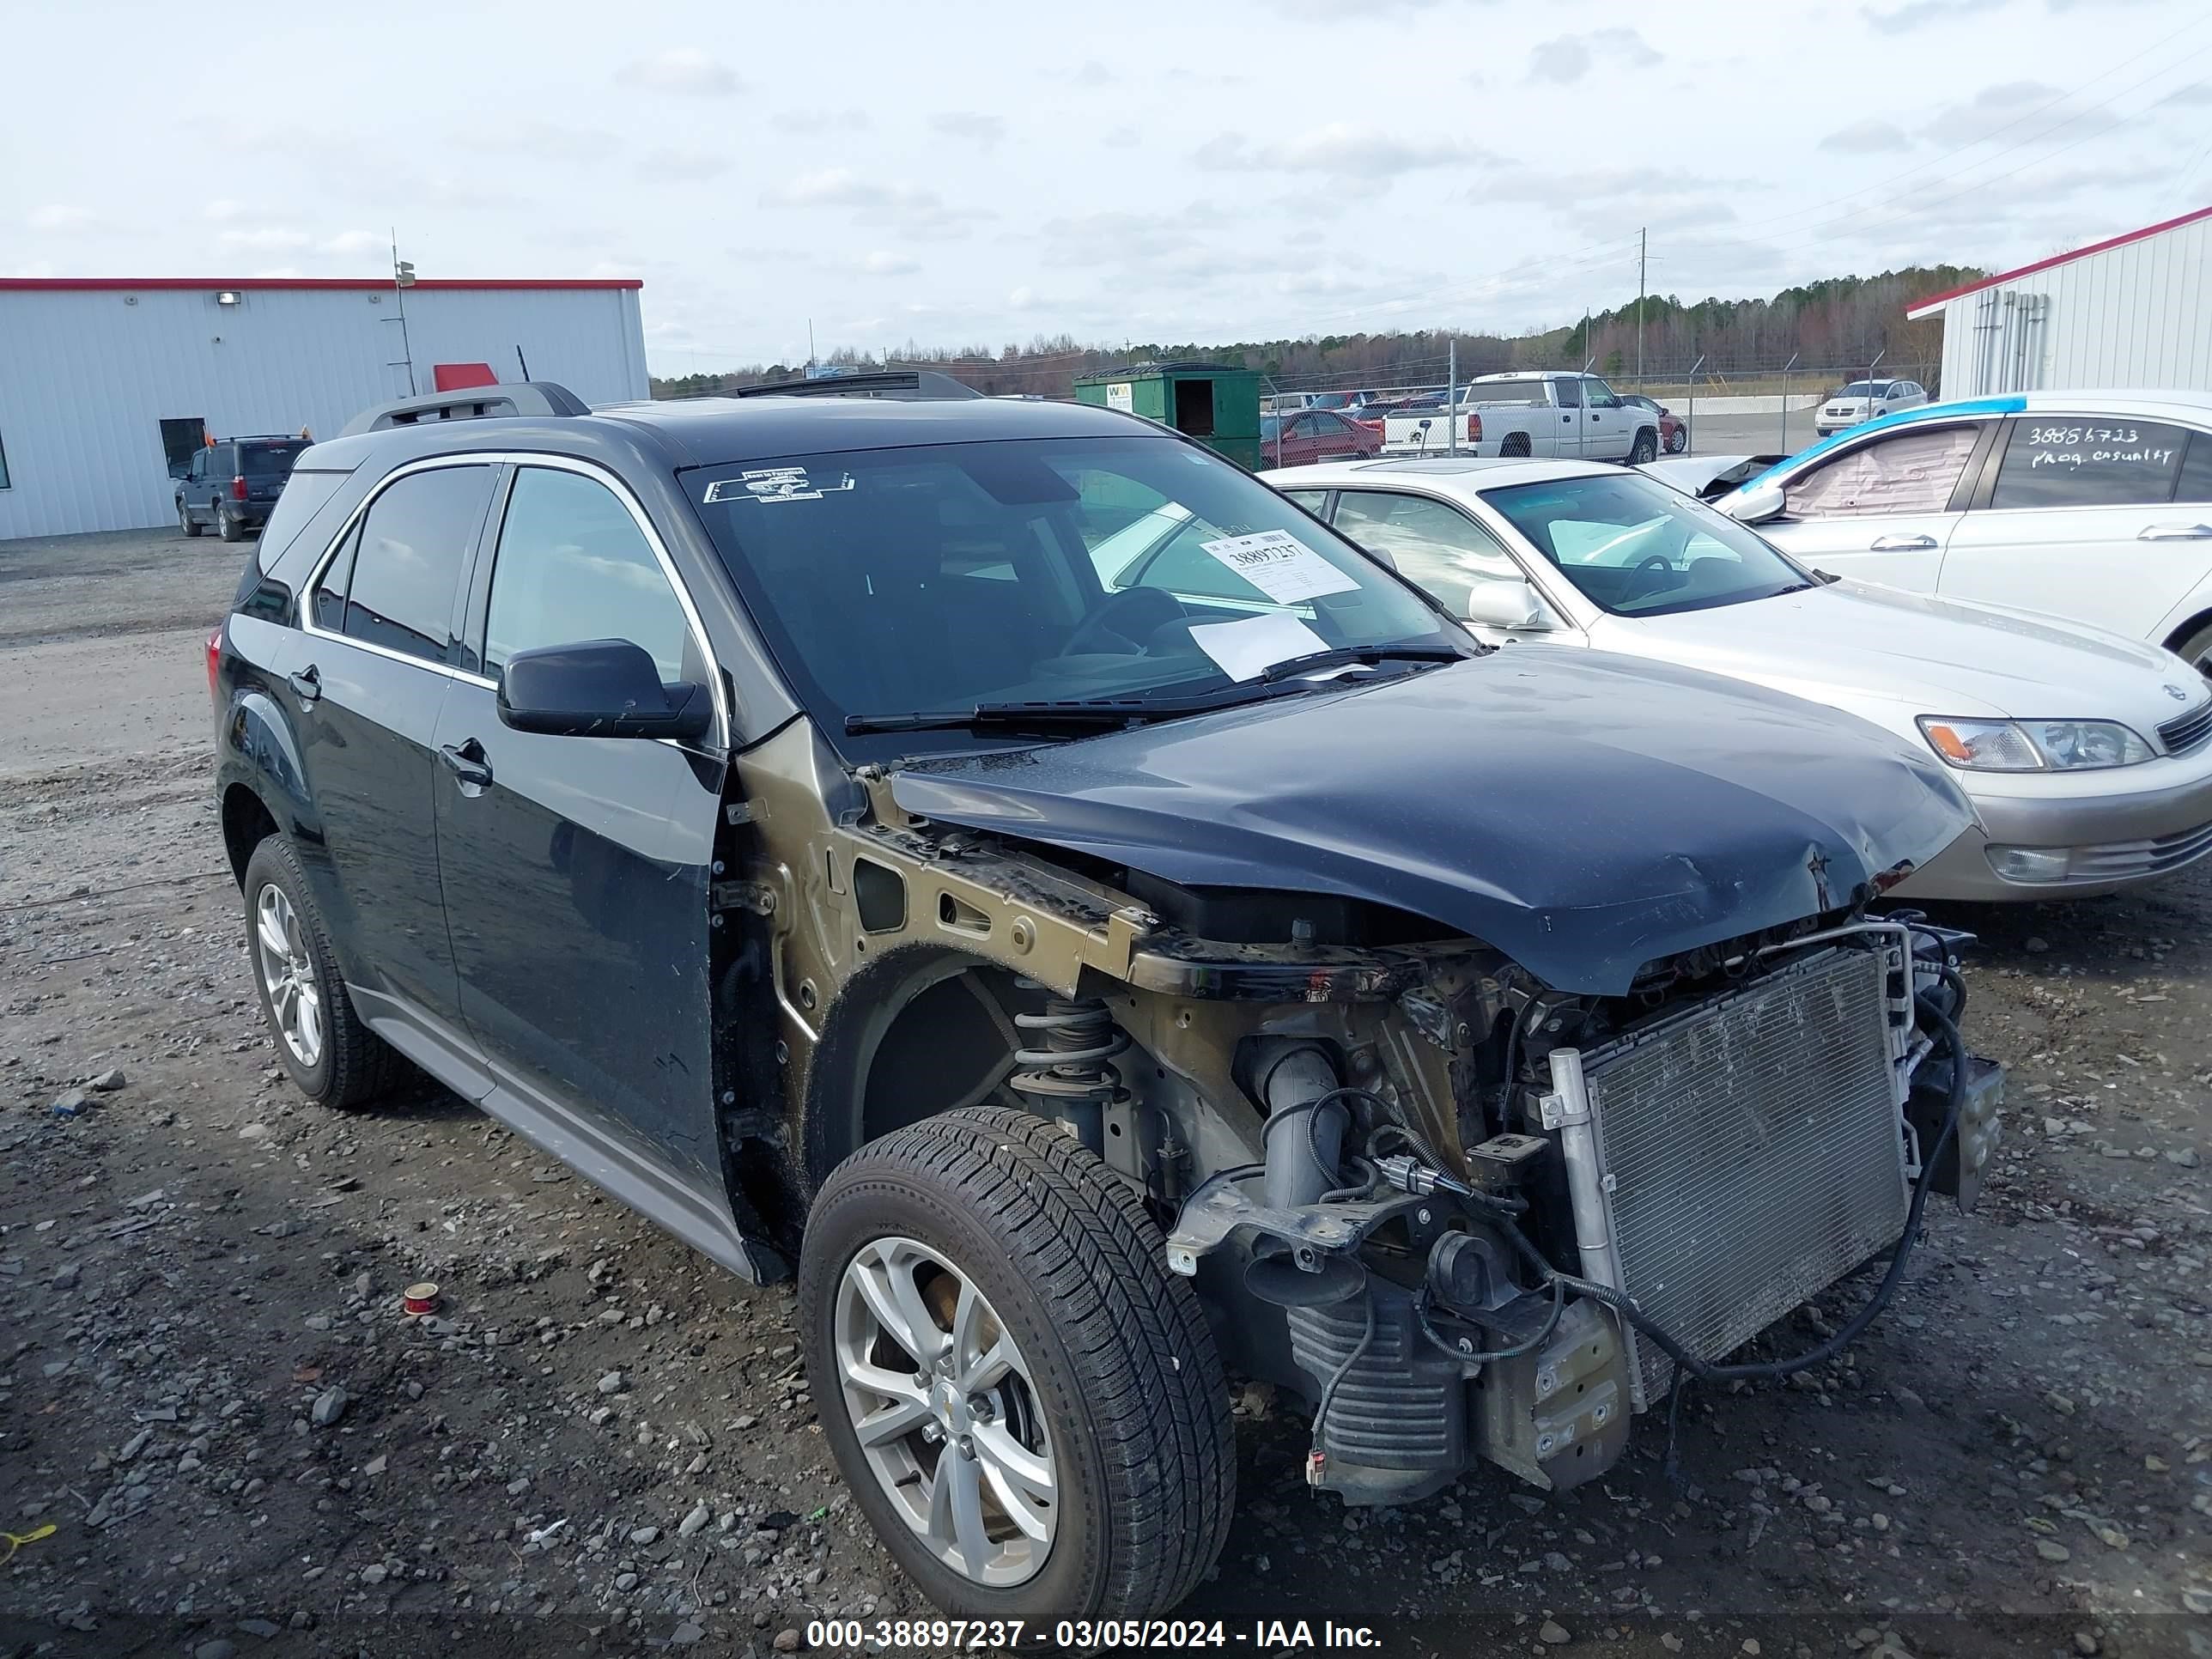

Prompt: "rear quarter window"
[1990,418,2192,510]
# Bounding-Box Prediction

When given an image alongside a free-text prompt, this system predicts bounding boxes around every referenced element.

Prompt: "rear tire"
[1628,428,1659,465]
[1666,426,1687,453]
[217,504,243,543]
[179,501,202,538]
[800,1105,1235,1620]
[242,836,403,1110]
[1500,433,1532,459]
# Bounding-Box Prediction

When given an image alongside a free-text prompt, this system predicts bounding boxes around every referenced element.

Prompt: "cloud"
[1008,285,1038,309]
[28,204,97,231]
[1194,123,1484,179]
[321,229,387,257]
[1821,118,1914,154]
[928,112,1005,147]
[204,199,249,224]
[1529,27,1658,84]
[857,250,920,276]
[615,46,739,96]
[1921,80,2065,145]
[1074,60,1115,87]
[779,107,874,133]
[643,146,732,180]
[219,227,312,252]
[760,168,992,241]
[1866,0,2002,32]
[1102,125,1139,149]
[1472,164,1726,204]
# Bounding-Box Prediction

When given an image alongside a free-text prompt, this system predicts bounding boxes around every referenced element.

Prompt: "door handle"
[2139,522,2212,541]
[439,741,494,792]
[287,665,321,702]
[1868,534,1938,552]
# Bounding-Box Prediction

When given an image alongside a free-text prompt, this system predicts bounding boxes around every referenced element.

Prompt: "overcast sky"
[7,0,2209,374]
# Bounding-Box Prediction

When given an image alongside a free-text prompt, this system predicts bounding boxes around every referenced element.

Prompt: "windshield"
[1483,471,1814,618]
[240,441,305,476]
[1836,381,1893,398]
[690,434,1462,753]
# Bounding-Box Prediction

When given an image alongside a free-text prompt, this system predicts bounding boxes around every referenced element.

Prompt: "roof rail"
[728,369,981,402]
[340,380,590,437]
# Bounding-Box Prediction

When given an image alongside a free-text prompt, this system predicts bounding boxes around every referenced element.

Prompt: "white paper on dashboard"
[1187,612,1329,683]
[1199,530,1361,604]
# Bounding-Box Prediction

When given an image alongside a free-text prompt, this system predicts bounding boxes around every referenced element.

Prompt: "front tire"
[2172,619,2212,681]
[242,836,402,1109]
[1628,428,1659,465]
[800,1106,1235,1620]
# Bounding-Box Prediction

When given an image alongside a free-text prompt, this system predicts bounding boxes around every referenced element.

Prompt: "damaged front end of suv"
[734,644,2000,1534]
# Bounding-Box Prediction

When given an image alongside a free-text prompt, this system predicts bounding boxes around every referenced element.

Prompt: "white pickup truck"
[1382,372,1662,464]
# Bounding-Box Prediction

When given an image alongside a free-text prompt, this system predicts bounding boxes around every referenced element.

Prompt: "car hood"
[888,651,1975,995]
[1600,580,2198,732]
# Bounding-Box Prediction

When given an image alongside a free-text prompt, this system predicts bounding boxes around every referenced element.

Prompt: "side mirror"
[1461,576,1552,631]
[498,639,713,741]
[1725,479,1786,525]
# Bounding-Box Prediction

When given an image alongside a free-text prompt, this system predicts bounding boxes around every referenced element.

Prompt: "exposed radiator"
[1569,945,1908,1408]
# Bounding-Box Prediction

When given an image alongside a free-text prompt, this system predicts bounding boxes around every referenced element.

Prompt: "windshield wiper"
[1257,642,1472,682]
[845,646,1472,737]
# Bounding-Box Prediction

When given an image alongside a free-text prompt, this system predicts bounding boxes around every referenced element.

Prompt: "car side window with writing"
[1784,424,1981,519]
[1332,490,1522,615]
[484,467,697,683]
[1988,418,2191,510]
[337,465,494,666]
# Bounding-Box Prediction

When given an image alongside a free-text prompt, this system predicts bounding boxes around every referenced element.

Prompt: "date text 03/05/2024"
[805,1619,1385,1650]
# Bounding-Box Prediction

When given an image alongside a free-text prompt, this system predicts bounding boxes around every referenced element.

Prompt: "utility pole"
[389,229,417,396]
[1446,338,1458,456]
[1636,227,1646,388]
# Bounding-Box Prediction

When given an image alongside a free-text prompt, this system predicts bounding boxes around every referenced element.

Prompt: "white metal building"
[1906,204,2212,400]
[0,277,650,539]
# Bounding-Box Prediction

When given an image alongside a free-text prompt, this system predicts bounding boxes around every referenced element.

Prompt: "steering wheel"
[1619,552,1676,601]
[1065,587,1188,655]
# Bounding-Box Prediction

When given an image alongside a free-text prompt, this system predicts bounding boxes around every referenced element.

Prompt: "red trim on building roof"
[0,276,641,292]
[1905,203,2212,316]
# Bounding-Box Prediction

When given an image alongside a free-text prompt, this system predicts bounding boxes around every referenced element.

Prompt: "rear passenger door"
[1940,415,2209,639]
[432,460,732,1218]
[1546,377,1583,457]
[290,460,500,1043]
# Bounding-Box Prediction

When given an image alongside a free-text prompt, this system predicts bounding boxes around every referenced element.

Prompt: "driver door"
[1582,378,1631,459]
[433,459,733,1219]
[1759,420,1994,591]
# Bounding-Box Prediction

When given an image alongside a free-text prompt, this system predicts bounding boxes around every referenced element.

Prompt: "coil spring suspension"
[1009,998,1131,1109]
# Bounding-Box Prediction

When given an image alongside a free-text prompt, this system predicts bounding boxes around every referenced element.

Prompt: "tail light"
[1467,413,1483,444]
[231,475,248,501]
[205,625,222,702]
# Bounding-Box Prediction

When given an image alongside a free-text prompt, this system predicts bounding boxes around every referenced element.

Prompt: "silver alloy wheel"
[254,884,324,1068]
[833,1235,1057,1587]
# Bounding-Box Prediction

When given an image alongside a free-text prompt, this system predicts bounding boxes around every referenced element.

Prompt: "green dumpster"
[1073,361,1263,470]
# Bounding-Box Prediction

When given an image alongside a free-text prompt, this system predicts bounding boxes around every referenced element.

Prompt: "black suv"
[211,375,1999,1622]
[178,434,309,542]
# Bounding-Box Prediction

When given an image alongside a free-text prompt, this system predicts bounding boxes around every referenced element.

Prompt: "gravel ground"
[2,527,2209,1659]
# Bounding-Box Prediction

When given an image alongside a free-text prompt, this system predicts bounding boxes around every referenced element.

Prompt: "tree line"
[649,265,1985,401]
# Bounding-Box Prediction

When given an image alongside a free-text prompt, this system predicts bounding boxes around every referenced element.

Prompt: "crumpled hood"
[889,651,1977,995]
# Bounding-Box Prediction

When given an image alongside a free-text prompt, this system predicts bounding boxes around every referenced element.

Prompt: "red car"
[1621,392,1686,453]
[1261,408,1384,467]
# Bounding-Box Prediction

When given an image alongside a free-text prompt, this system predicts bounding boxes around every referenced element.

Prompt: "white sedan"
[1263,455,2212,900]
[1696,391,2212,672]
[1814,379,1929,435]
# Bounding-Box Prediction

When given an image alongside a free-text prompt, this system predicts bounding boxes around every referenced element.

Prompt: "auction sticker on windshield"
[702,466,855,504]
[1200,530,1359,605]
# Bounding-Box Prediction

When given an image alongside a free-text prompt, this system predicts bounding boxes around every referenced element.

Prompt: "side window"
[1989,418,2191,510]
[483,467,697,683]
[1784,424,1982,518]
[211,446,233,478]
[1553,378,1583,410]
[2178,431,2212,504]
[1585,378,1621,409]
[1279,489,1329,512]
[313,523,360,632]
[187,450,206,482]
[1333,490,1522,614]
[340,465,494,665]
